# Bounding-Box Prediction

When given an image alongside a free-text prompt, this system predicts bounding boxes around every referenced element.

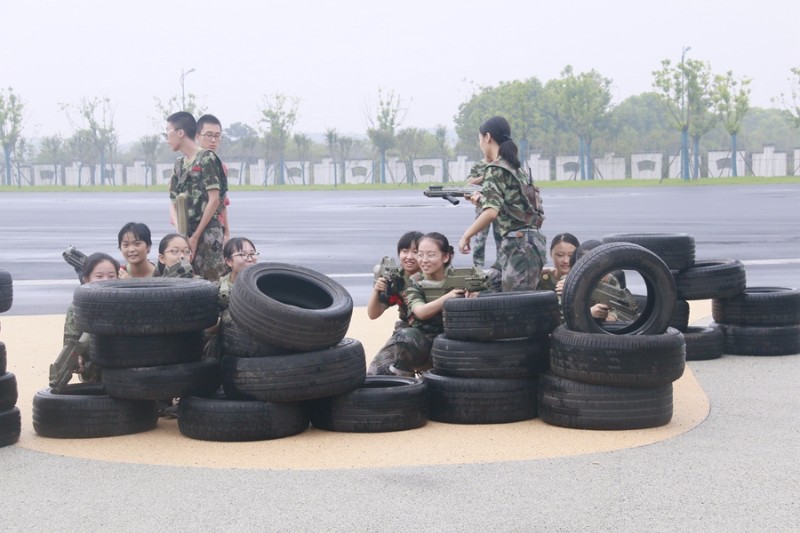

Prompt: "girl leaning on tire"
[386,232,478,377]
[457,115,547,292]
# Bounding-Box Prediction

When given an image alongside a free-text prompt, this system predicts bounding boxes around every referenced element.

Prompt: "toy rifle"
[592,281,639,322]
[175,193,189,236]
[162,257,194,278]
[372,256,405,304]
[49,332,90,392]
[417,267,491,301]
[423,185,482,205]
[63,245,87,281]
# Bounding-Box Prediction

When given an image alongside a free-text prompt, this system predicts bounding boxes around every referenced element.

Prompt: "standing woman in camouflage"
[457,116,547,291]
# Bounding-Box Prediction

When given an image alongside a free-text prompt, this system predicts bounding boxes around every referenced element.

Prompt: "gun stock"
[418,267,491,301]
[176,193,189,236]
[423,185,482,206]
[591,281,639,322]
[49,332,90,392]
[373,256,405,304]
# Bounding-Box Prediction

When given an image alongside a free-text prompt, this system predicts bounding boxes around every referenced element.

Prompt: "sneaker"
[389,364,416,378]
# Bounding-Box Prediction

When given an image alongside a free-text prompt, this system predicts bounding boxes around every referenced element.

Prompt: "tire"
[674,259,747,300]
[101,359,220,400]
[73,278,219,335]
[311,376,429,432]
[222,338,366,402]
[178,392,309,442]
[431,334,550,378]
[0,407,21,447]
[229,263,353,352]
[32,383,158,438]
[90,332,205,369]
[712,287,800,326]
[0,341,6,375]
[549,325,685,387]
[538,372,673,430]
[719,323,800,356]
[443,291,560,341]
[0,269,12,313]
[602,233,695,270]
[684,325,724,361]
[633,295,689,332]
[421,370,538,424]
[221,319,294,358]
[563,242,676,335]
[0,372,18,411]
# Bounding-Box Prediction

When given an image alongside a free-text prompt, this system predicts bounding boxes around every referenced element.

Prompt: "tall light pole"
[180,67,196,110]
[680,46,691,180]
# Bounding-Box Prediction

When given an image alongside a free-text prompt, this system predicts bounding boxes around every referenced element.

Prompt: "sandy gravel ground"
[1,302,712,470]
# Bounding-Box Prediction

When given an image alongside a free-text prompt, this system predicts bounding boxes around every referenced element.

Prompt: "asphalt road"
[1,184,798,315]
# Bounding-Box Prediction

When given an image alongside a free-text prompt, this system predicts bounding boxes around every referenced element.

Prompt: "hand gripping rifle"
[63,245,87,281]
[49,332,91,392]
[417,267,491,301]
[372,256,405,304]
[423,185,482,205]
[591,281,639,322]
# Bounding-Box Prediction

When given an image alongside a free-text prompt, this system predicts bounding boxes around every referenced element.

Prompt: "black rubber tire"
[538,372,673,430]
[674,259,747,300]
[221,318,294,358]
[0,372,18,411]
[712,287,800,326]
[229,263,353,352]
[633,295,689,332]
[101,359,220,400]
[719,323,800,356]
[222,338,366,402]
[0,269,12,313]
[0,341,6,375]
[431,334,549,378]
[684,325,724,361]
[563,242,676,335]
[0,407,21,447]
[90,332,204,369]
[311,376,429,433]
[178,392,309,442]
[32,383,158,438]
[421,370,538,424]
[443,291,561,341]
[602,233,695,270]
[73,278,219,335]
[549,325,685,387]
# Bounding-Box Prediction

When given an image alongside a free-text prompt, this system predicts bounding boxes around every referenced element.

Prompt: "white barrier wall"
[631,153,661,179]
[594,153,626,180]
[527,154,551,181]
[752,146,786,177]
[555,156,580,181]
[707,150,746,177]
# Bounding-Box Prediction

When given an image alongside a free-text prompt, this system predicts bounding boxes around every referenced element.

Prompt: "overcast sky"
[3,0,797,143]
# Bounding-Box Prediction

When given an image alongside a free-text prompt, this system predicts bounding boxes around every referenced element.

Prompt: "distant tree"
[606,93,676,157]
[38,134,68,185]
[545,66,612,180]
[434,125,450,183]
[292,132,311,185]
[772,66,800,129]
[685,60,717,178]
[258,93,299,185]
[395,128,431,185]
[0,87,24,186]
[153,94,206,123]
[138,134,162,186]
[366,88,403,184]
[712,71,751,177]
[223,122,259,184]
[61,96,117,185]
[67,129,98,187]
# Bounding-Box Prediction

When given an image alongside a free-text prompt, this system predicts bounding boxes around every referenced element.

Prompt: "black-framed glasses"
[232,252,259,261]
[200,133,223,140]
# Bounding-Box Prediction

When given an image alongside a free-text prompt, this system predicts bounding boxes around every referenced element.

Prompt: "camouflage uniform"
[367,272,416,375]
[479,158,547,292]
[62,305,101,383]
[468,161,502,268]
[204,271,233,360]
[169,149,228,282]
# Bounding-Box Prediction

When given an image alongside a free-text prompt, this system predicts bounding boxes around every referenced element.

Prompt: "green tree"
[258,93,299,185]
[61,96,117,185]
[712,71,751,177]
[223,122,259,184]
[0,87,24,186]
[395,127,431,185]
[292,132,311,185]
[434,125,450,183]
[67,129,98,187]
[37,134,68,185]
[606,93,676,158]
[138,134,162,186]
[685,60,716,178]
[153,94,207,123]
[545,66,612,180]
[366,88,403,184]
[772,67,800,129]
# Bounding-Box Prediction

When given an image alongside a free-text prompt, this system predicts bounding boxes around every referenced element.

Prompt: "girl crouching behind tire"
[385,232,477,377]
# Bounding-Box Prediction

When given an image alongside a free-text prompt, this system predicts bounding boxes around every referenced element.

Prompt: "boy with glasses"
[196,114,231,244]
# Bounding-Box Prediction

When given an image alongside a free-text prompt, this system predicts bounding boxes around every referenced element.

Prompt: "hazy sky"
[3,0,797,143]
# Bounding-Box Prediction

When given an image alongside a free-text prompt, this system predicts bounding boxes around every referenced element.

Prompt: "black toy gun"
[372,256,404,304]
[63,245,87,281]
[423,185,482,205]
[162,257,195,278]
[592,281,639,322]
[49,332,90,392]
[417,267,491,301]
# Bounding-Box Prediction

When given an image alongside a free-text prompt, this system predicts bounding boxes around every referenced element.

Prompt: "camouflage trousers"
[367,323,436,375]
[472,206,503,268]
[192,224,226,282]
[488,229,547,292]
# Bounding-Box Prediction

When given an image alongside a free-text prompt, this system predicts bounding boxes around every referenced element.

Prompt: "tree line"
[2,61,800,186]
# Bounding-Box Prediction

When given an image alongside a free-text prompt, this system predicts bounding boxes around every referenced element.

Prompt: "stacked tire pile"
[426,291,562,424]
[541,241,686,430]
[32,278,220,439]
[0,269,21,447]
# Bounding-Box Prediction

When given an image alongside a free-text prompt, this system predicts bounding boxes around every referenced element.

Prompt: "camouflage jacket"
[169,149,227,234]
[403,267,455,334]
[479,157,536,236]
[63,304,80,346]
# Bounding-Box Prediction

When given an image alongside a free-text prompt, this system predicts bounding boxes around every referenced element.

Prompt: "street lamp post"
[180,67,196,110]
